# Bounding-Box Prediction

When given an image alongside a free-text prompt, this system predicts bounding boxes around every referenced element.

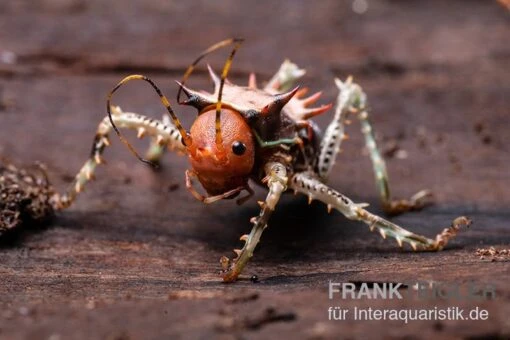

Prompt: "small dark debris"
[448,154,458,164]
[60,173,75,183]
[105,331,131,340]
[416,126,428,150]
[448,153,462,173]
[0,99,15,112]
[482,135,492,145]
[435,133,444,144]
[215,306,296,332]
[243,307,297,330]
[0,87,15,112]
[395,130,406,141]
[226,291,259,304]
[0,159,54,238]
[474,121,493,145]
[433,321,444,332]
[364,58,407,76]
[474,121,486,134]
[382,140,399,158]
[168,183,179,192]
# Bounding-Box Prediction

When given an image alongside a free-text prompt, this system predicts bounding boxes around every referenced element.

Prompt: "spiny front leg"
[50,106,186,210]
[289,172,471,251]
[221,162,288,282]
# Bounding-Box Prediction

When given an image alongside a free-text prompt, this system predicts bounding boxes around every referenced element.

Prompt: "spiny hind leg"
[357,106,432,214]
[221,161,288,282]
[289,172,471,251]
[320,76,432,214]
[352,82,432,215]
[50,106,186,210]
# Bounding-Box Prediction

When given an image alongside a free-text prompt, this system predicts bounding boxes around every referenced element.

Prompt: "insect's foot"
[144,148,164,168]
[433,216,472,250]
[409,189,434,209]
[383,189,434,216]
[50,193,71,211]
[219,232,253,283]
[219,256,241,283]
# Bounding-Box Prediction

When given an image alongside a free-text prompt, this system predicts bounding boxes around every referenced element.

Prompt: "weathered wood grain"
[0,0,509,338]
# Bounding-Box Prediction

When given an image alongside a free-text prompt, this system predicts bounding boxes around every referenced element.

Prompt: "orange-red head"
[187,108,255,195]
[177,64,306,197]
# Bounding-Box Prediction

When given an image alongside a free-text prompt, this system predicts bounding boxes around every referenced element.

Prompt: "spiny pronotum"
[50,39,471,282]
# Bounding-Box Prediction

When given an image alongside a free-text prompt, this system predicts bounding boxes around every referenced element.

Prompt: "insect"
[50,39,471,282]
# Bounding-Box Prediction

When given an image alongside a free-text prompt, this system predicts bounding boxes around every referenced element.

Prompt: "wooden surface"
[0,1,509,339]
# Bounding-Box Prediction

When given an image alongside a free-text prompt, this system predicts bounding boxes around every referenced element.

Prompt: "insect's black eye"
[232,141,246,156]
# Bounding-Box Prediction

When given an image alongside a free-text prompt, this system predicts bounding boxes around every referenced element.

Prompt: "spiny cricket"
[50,38,471,282]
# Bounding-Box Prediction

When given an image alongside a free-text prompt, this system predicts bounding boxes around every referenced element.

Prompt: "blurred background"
[0,1,509,339]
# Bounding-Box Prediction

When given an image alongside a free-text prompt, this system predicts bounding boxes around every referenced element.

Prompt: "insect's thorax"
[250,109,322,184]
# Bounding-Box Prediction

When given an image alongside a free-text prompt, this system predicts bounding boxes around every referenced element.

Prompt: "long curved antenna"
[107,75,192,165]
[214,39,244,163]
[176,38,244,104]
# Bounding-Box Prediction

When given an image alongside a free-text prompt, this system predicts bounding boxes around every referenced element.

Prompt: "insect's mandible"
[50,39,471,283]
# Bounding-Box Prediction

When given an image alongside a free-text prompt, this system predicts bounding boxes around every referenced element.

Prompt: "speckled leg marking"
[50,106,186,210]
[317,77,360,179]
[221,162,288,282]
[144,115,174,163]
[289,171,471,251]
